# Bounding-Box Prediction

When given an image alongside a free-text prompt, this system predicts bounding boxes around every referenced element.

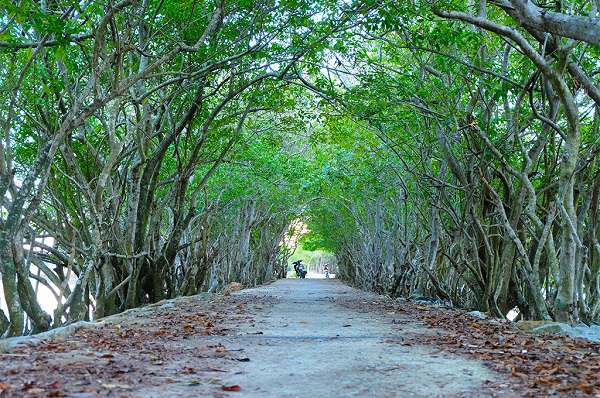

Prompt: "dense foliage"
[303,0,600,324]
[1,0,600,336]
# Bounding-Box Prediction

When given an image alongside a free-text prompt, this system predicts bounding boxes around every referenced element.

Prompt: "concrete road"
[216,278,500,398]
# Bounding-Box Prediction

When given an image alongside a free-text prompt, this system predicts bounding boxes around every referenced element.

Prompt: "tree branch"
[503,0,600,48]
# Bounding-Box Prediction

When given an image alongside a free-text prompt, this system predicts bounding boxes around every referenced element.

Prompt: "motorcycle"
[293,260,307,278]
[324,265,330,279]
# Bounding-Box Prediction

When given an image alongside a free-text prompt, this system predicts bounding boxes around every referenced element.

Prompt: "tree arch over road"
[2,0,600,337]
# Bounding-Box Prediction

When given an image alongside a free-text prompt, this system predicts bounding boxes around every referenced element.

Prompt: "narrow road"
[0,278,515,397]
[211,278,499,397]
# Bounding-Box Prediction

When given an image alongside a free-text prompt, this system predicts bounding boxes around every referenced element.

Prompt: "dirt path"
[3,278,599,397]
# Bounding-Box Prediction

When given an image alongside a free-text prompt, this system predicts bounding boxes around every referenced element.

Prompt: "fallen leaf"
[221,385,242,391]
[215,347,227,353]
[299,320,307,324]
[189,378,219,386]
[114,367,131,374]
[48,381,62,389]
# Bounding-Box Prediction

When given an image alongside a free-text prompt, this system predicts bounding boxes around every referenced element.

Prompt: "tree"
[300,0,600,323]
[0,0,386,336]
[433,0,596,323]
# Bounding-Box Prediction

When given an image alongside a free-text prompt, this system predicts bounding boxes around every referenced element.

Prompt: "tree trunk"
[12,235,51,333]
[0,243,23,337]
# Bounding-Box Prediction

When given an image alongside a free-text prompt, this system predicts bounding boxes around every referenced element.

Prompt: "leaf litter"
[0,294,271,397]
[340,298,600,397]
[1,283,599,397]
